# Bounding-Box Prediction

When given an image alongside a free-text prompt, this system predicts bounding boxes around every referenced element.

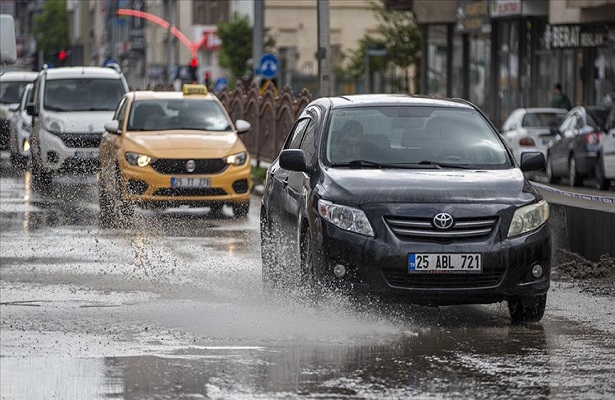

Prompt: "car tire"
[260,209,281,291]
[10,149,27,170]
[232,201,250,219]
[508,294,547,323]
[31,156,52,192]
[595,156,610,190]
[99,166,133,228]
[546,154,559,184]
[98,178,116,229]
[568,157,581,187]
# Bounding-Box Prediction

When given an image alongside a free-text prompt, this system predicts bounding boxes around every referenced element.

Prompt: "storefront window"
[498,20,519,122]
[427,25,448,97]
[452,35,464,98]
[469,35,491,118]
[595,46,615,106]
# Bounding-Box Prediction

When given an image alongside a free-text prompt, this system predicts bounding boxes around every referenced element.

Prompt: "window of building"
[469,35,491,118]
[427,25,448,97]
[192,0,230,25]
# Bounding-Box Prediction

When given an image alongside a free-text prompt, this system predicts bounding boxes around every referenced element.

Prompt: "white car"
[596,106,615,190]
[8,82,33,168]
[500,108,568,165]
[0,70,38,152]
[28,65,129,190]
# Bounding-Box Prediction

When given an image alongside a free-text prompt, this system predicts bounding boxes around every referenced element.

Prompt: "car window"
[127,99,231,132]
[44,78,125,112]
[0,80,31,104]
[284,118,310,150]
[606,108,615,130]
[299,120,316,165]
[586,109,608,131]
[114,97,128,128]
[522,112,567,128]
[325,106,510,168]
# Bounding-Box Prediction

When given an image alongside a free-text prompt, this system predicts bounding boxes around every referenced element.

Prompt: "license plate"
[74,150,98,159]
[170,177,211,189]
[409,253,482,273]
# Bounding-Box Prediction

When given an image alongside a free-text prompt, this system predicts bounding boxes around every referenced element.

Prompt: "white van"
[27,65,129,190]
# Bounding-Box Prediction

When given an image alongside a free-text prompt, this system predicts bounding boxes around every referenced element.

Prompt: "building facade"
[390,0,615,127]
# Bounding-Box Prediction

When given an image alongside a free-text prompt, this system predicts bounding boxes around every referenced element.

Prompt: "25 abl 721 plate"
[409,253,482,273]
[170,177,211,189]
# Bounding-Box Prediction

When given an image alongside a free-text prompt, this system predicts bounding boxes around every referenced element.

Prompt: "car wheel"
[508,294,547,323]
[98,177,116,229]
[99,166,133,228]
[10,149,27,170]
[546,154,559,184]
[595,156,610,190]
[208,203,224,217]
[568,157,581,187]
[31,156,52,192]
[232,201,250,219]
[260,209,281,291]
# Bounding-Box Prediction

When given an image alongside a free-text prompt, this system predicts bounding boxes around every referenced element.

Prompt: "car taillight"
[519,137,535,146]
[584,132,600,144]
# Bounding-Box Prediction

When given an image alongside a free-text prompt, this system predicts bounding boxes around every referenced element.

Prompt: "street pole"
[253,0,264,87]
[166,0,174,86]
[317,0,333,97]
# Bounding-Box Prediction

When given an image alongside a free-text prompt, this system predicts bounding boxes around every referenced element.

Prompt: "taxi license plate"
[74,150,98,159]
[171,177,211,189]
[409,253,482,273]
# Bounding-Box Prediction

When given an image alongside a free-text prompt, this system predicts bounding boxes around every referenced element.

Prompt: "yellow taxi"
[98,84,252,227]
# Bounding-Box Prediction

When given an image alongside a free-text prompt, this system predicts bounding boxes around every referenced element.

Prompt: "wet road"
[1,156,614,399]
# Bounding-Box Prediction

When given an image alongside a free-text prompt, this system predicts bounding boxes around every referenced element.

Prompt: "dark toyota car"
[260,95,551,323]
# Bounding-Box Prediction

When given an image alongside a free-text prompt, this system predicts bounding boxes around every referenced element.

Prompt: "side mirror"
[8,104,19,112]
[25,104,37,116]
[279,149,308,172]
[235,119,251,134]
[104,120,120,134]
[520,151,546,172]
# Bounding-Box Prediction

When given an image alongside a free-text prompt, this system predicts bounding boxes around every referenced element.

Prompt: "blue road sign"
[215,77,228,92]
[257,53,279,79]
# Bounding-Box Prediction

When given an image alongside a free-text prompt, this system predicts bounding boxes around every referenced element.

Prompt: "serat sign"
[543,24,608,50]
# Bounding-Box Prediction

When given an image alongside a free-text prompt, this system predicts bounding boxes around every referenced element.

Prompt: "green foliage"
[251,165,268,185]
[33,0,69,55]
[343,36,388,80]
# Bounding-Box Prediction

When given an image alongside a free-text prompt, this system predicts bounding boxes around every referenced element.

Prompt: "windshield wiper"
[331,159,383,168]
[85,107,113,111]
[417,160,473,169]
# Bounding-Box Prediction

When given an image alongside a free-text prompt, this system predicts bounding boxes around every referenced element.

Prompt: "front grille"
[153,188,227,197]
[54,132,102,148]
[151,159,228,175]
[385,215,498,241]
[382,268,504,289]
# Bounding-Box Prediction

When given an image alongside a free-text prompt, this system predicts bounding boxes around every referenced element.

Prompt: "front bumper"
[39,130,99,173]
[119,161,252,208]
[314,217,551,305]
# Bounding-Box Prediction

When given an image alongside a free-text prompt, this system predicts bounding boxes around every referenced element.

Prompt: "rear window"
[325,106,511,169]
[44,78,126,112]
[522,112,566,128]
[127,99,232,132]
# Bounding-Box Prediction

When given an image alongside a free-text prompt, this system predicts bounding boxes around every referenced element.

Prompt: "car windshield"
[0,81,31,104]
[326,106,511,169]
[127,99,232,132]
[522,112,567,128]
[44,78,125,112]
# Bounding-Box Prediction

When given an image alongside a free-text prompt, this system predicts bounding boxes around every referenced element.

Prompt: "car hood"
[123,130,244,158]
[46,110,114,133]
[321,167,537,205]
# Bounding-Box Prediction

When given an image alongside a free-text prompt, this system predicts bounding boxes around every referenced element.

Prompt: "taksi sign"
[543,24,608,49]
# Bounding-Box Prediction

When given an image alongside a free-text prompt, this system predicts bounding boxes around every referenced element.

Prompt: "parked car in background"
[27,65,129,191]
[98,84,253,228]
[596,106,615,189]
[8,82,33,169]
[0,70,37,151]
[500,108,567,166]
[261,94,551,323]
[546,105,610,187]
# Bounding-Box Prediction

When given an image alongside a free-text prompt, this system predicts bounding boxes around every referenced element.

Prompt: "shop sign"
[543,24,608,49]
[456,0,491,34]
[490,0,521,17]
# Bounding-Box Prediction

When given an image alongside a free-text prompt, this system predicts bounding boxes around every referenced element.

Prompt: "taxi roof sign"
[182,84,208,95]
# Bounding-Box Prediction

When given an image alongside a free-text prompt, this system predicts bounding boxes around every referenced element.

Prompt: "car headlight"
[318,199,374,236]
[125,152,156,167]
[225,151,247,166]
[507,200,549,238]
[43,117,64,134]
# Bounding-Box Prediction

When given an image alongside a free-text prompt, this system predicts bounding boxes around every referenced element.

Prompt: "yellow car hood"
[124,130,245,158]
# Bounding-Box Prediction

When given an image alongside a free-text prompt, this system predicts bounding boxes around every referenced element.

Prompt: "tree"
[343,35,388,80]
[217,12,276,86]
[33,0,69,59]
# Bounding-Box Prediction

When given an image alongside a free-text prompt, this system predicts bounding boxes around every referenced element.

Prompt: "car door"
[267,117,310,239]
[603,107,615,178]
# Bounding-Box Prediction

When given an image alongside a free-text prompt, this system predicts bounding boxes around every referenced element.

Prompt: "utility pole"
[253,0,264,87]
[317,0,333,97]
[166,0,174,86]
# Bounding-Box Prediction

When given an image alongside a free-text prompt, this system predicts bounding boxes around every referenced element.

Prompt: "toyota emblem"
[433,212,454,230]
[185,160,196,173]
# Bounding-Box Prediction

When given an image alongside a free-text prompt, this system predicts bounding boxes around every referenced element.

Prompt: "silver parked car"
[8,82,33,169]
